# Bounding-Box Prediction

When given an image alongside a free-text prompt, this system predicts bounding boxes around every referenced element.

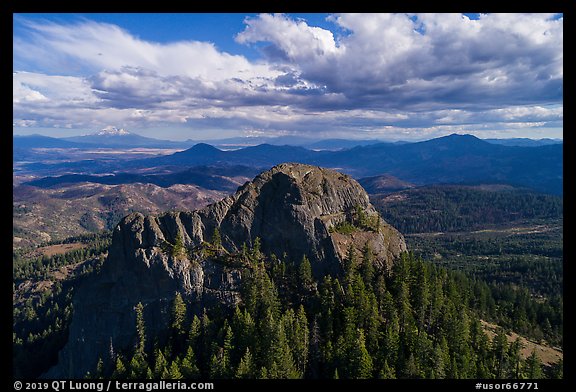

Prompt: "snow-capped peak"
[95,126,131,136]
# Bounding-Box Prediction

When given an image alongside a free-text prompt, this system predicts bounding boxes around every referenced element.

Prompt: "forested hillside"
[13,183,563,379]
[371,185,562,234]
[80,246,560,379]
[371,185,563,355]
[13,232,111,378]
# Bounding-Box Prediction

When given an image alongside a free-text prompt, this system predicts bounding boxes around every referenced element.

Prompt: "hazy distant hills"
[62,127,192,148]
[129,134,562,195]
[14,128,192,149]
[13,134,95,149]
[334,135,562,195]
[14,130,561,150]
[25,165,260,192]
[13,132,563,248]
[484,138,562,147]
[148,143,321,167]
[321,134,562,193]
[14,133,563,195]
[305,138,389,150]
[14,133,181,149]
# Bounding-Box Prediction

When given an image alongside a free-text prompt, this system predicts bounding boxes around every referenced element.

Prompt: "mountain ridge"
[15,133,563,195]
[130,134,562,195]
[46,163,406,378]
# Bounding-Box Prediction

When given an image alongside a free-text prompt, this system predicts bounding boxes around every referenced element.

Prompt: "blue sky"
[13,13,563,141]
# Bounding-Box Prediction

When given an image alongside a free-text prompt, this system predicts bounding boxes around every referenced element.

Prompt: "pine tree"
[134,302,146,356]
[349,329,373,379]
[198,309,212,372]
[524,349,543,379]
[161,366,171,379]
[207,323,234,379]
[231,307,255,360]
[405,353,421,378]
[355,204,367,227]
[235,348,255,379]
[448,356,460,379]
[382,317,400,367]
[209,352,221,379]
[396,280,412,334]
[95,358,104,379]
[492,328,509,378]
[167,361,183,379]
[363,292,381,352]
[333,335,347,378]
[211,228,222,250]
[171,292,187,339]
[112,357,127,379]
[344,245,358,281]
[508,338,523,379]
[360,243,375,286]
[299,255,313,292]
[308,317,322,378]
[241,242,249,262]
[374,273,387,309]
[180,346,200,379]
[188,315,201,347]
[153,348,168,378]
[318,276,335,341]
[429,273,445,334]
[128,352,147,379]
[414,330,434,378]
[268,315,299,378]
[251,237,262,261]
[378,360,396,379]
[410,260,430,333]
[221,324,234,378]
[244,263,280,321]
[171,234,185,259]
[453,309,472,378]
[258,367,269,379]
[431,342,446,379]
[292,305,309,376]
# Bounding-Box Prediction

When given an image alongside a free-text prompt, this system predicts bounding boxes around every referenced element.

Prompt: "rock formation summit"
[47,163,406,378]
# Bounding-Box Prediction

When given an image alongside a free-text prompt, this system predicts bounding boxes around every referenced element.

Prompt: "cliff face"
[47,163,406,378]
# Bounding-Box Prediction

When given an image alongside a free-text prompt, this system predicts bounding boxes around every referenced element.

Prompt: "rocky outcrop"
[46,163,406,378]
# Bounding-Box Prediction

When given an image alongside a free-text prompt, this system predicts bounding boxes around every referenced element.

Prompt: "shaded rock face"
[47,163,406,378]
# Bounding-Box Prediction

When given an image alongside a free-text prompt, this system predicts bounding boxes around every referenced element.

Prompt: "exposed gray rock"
[46,163,406,378]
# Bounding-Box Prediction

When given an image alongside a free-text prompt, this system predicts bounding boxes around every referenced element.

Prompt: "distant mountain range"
[123,134,561,195]
[25,165,259,192]
[14,132,563,195]
[201,137,390,151]
[484,138,562,147]
[305,138,395,150]
[14,128,193,149]
[14,129,562,150]
[13,132,386,151]
[13,134,95,149]
[62,127,192,148]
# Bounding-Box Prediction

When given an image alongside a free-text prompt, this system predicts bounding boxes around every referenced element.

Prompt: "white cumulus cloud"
[13,13,563,139]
